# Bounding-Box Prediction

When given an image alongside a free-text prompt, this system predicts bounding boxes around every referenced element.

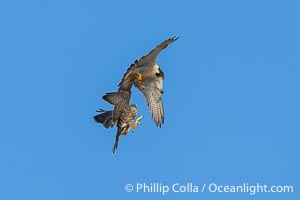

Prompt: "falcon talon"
[135,115,144,125]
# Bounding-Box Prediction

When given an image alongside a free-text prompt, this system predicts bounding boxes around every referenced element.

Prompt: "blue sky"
[0,0,299,199]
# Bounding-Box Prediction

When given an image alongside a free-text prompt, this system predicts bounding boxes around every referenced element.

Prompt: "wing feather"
[136,78,164,127]
[102,91,130,105]
[94,109,115,128]
[102,92,123,105]
[118,62,138,91]
[138,36,179,66]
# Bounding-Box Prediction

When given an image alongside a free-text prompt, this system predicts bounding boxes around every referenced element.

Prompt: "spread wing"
[102,92,123,105]
[117,62,139,91]
[118,36,179,91]
[102,91,129,105]
[136,77,164,127]
[94,109,115,128]
[138,36,179,66]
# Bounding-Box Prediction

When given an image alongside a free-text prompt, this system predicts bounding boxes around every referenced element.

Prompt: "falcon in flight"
[94,104,142,154]
[103,90,138,153]
[118,36,179,127]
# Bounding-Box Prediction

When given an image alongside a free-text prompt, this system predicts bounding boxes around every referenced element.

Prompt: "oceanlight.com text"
[124,182,294,196]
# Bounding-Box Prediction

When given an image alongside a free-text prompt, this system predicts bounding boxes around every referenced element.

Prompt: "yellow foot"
[135,115,143,125]
[136,72,143,81]
[134,72,144,88]
[128,115,143,132]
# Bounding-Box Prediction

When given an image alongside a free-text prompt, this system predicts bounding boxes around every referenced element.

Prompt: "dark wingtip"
[155,120,163,128]
[102,92,115,104]
[102,93,108,101]
[93,114,103,124]
[172,36,180,41]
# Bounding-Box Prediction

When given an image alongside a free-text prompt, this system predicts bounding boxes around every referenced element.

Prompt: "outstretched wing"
[136,77,164,127]
[94,109,115,128]
[102,91,129,105]
[118,36,179,91]
[118,62,139,91]
[138,36,179,66]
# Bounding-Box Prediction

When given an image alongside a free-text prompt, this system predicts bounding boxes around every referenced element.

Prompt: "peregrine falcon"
[101,90,138,153]
[118,36,179,127]
[94,104,141,154]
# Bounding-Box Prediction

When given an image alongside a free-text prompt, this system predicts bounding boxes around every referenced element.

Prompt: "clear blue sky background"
[0,0,299,199]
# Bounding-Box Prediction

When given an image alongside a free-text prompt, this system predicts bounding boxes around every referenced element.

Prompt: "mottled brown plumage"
[112,104,138,153]
[102,91,139,154]
[94,104,138,153]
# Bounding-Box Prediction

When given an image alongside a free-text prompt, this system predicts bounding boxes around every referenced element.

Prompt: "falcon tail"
[94,109,115,129]
[112,126,126,154]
